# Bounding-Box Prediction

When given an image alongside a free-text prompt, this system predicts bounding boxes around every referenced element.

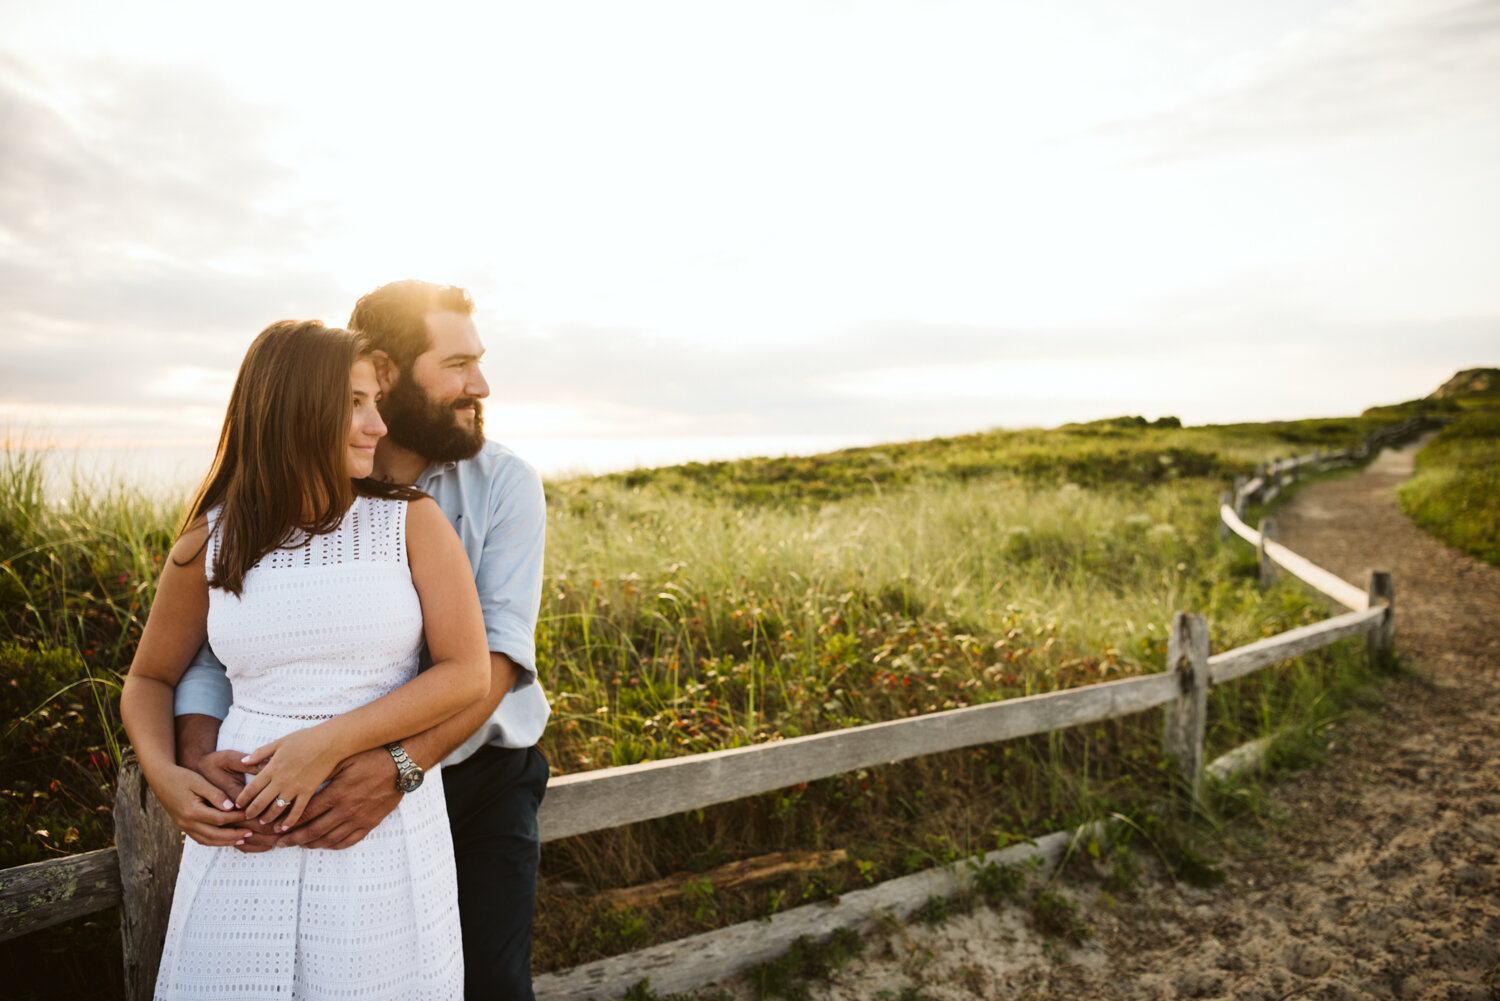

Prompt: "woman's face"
[347,358,387,479]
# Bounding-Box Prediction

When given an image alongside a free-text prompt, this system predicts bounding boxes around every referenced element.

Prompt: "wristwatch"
[386,742,424,793]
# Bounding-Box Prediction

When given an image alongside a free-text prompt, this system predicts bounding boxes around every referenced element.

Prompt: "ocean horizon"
[13,433,889,502]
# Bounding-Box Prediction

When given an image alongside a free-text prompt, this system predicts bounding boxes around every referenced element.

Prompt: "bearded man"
[173,280,549,1000]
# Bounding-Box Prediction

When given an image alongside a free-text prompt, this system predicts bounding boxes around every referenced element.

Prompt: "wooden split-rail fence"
[0,418,1433,1000]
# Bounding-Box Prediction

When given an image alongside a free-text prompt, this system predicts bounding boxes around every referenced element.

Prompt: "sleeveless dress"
[154,496,464,1001]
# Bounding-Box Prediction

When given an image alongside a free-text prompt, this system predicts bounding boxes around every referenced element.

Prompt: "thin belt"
[234,703,337,721]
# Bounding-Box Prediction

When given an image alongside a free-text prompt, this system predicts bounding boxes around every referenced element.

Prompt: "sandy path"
[704,437,1500,1001]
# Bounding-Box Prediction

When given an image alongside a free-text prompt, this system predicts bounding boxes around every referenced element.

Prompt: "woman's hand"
[235,726,345,832]
[152,764,255,847]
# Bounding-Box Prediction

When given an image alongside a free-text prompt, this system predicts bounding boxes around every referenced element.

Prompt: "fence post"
[1257,518,1277,588]
[1218,491,1232,540]
[115,753,181,1001]
[1162,612,1210,799]
[1367,571,1395,670]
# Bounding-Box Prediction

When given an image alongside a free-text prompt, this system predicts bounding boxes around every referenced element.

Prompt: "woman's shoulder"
[402,495,460,550]
[167,514,213,569]
[401,494,445,528]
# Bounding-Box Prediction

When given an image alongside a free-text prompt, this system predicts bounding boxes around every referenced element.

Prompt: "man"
[173,280,549,1000]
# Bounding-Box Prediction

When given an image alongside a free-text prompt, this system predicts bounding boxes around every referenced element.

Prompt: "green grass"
[0,414,1418,994]
[1398,408,1500,567]
[594,415,1400,508]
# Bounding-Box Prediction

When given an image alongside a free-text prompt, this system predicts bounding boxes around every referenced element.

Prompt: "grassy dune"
[1,415,1407,995]
[1398,404,1500,567]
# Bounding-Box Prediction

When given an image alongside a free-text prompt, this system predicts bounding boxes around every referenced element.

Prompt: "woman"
[120,320,489,1000]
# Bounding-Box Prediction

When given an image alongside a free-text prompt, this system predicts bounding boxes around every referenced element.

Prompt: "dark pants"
[442,744,549,1001]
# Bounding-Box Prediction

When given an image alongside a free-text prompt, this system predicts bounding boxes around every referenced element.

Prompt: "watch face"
[397,768,424,793]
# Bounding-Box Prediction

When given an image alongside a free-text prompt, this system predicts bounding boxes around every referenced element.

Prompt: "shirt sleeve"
[173,641,233,719]
[475,459,547,688]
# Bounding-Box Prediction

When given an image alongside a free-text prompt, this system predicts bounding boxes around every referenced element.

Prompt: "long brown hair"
[180,319,421,596]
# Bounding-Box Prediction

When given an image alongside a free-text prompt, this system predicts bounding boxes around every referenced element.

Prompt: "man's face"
[379,310,491,462]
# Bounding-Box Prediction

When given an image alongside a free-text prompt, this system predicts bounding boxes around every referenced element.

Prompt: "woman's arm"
[236,498,490,829]
[120,520,255,846]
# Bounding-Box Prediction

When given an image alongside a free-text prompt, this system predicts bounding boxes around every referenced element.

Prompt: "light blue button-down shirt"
[174,440,550,765]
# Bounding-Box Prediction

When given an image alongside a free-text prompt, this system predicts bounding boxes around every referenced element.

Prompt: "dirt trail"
[705,437,1500,1001]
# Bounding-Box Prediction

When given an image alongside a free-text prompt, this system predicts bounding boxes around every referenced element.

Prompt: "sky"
[2,0,1497,452]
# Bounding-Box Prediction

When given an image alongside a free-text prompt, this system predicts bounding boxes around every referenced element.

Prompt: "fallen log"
[598,850,848,909]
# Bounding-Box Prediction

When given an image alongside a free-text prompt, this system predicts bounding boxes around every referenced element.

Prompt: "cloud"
[0,55,350,410]
[475,311,1498,437]
[0,55,299,260]
[1109,0,1500,159]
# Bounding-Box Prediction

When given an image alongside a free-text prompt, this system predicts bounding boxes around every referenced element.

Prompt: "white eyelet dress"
[154,496,463,1001]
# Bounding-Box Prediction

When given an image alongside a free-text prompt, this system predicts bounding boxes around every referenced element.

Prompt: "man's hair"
[348,280,475,372]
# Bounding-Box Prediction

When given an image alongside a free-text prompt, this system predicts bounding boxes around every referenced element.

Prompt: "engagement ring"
[275,798,288,808]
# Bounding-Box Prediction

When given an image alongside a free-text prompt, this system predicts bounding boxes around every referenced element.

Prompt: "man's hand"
[278,746,401,851]
[275,653,524,850]
[194,748,258,801]
[151,764,255,847]
[190,749,279,852]
[174,715,278,852]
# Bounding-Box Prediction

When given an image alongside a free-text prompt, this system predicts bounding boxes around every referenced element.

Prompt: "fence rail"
[0,416,1431,999]
[540,670,1182,842]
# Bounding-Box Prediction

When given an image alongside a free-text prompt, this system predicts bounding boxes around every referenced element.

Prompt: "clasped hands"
[182,741,402,853]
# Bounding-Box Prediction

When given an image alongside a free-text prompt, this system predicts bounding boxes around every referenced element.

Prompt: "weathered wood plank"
[539,673,1181,842]
[0,849,121,942]
[1218,506,1369,610]
[1257,517,1278,588]
[537,722,1302,1000]
[1206,606,1385,685]
[115,754,182,1001]
[1221,504,1258,545]
[533,826,1095,1001]
[1367,571,1395,669]
[1264,536,1368,609]
[1205,735,1273,782]
[1162,613,1209,798]
[599,851,847,910]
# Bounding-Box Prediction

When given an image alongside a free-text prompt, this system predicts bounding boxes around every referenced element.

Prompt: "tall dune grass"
[1398,409,1500,566]
[535,473,1314,775]
[0,418,1403,991]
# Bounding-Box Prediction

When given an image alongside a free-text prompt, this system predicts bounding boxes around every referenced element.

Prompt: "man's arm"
[283,457,546,850]
[174,645,268,812]
[406,653,522,769]
[279,652,519,850]
[174,650,230,769]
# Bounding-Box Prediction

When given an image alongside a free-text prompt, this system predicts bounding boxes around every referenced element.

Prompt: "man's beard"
[379,377,486,463]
